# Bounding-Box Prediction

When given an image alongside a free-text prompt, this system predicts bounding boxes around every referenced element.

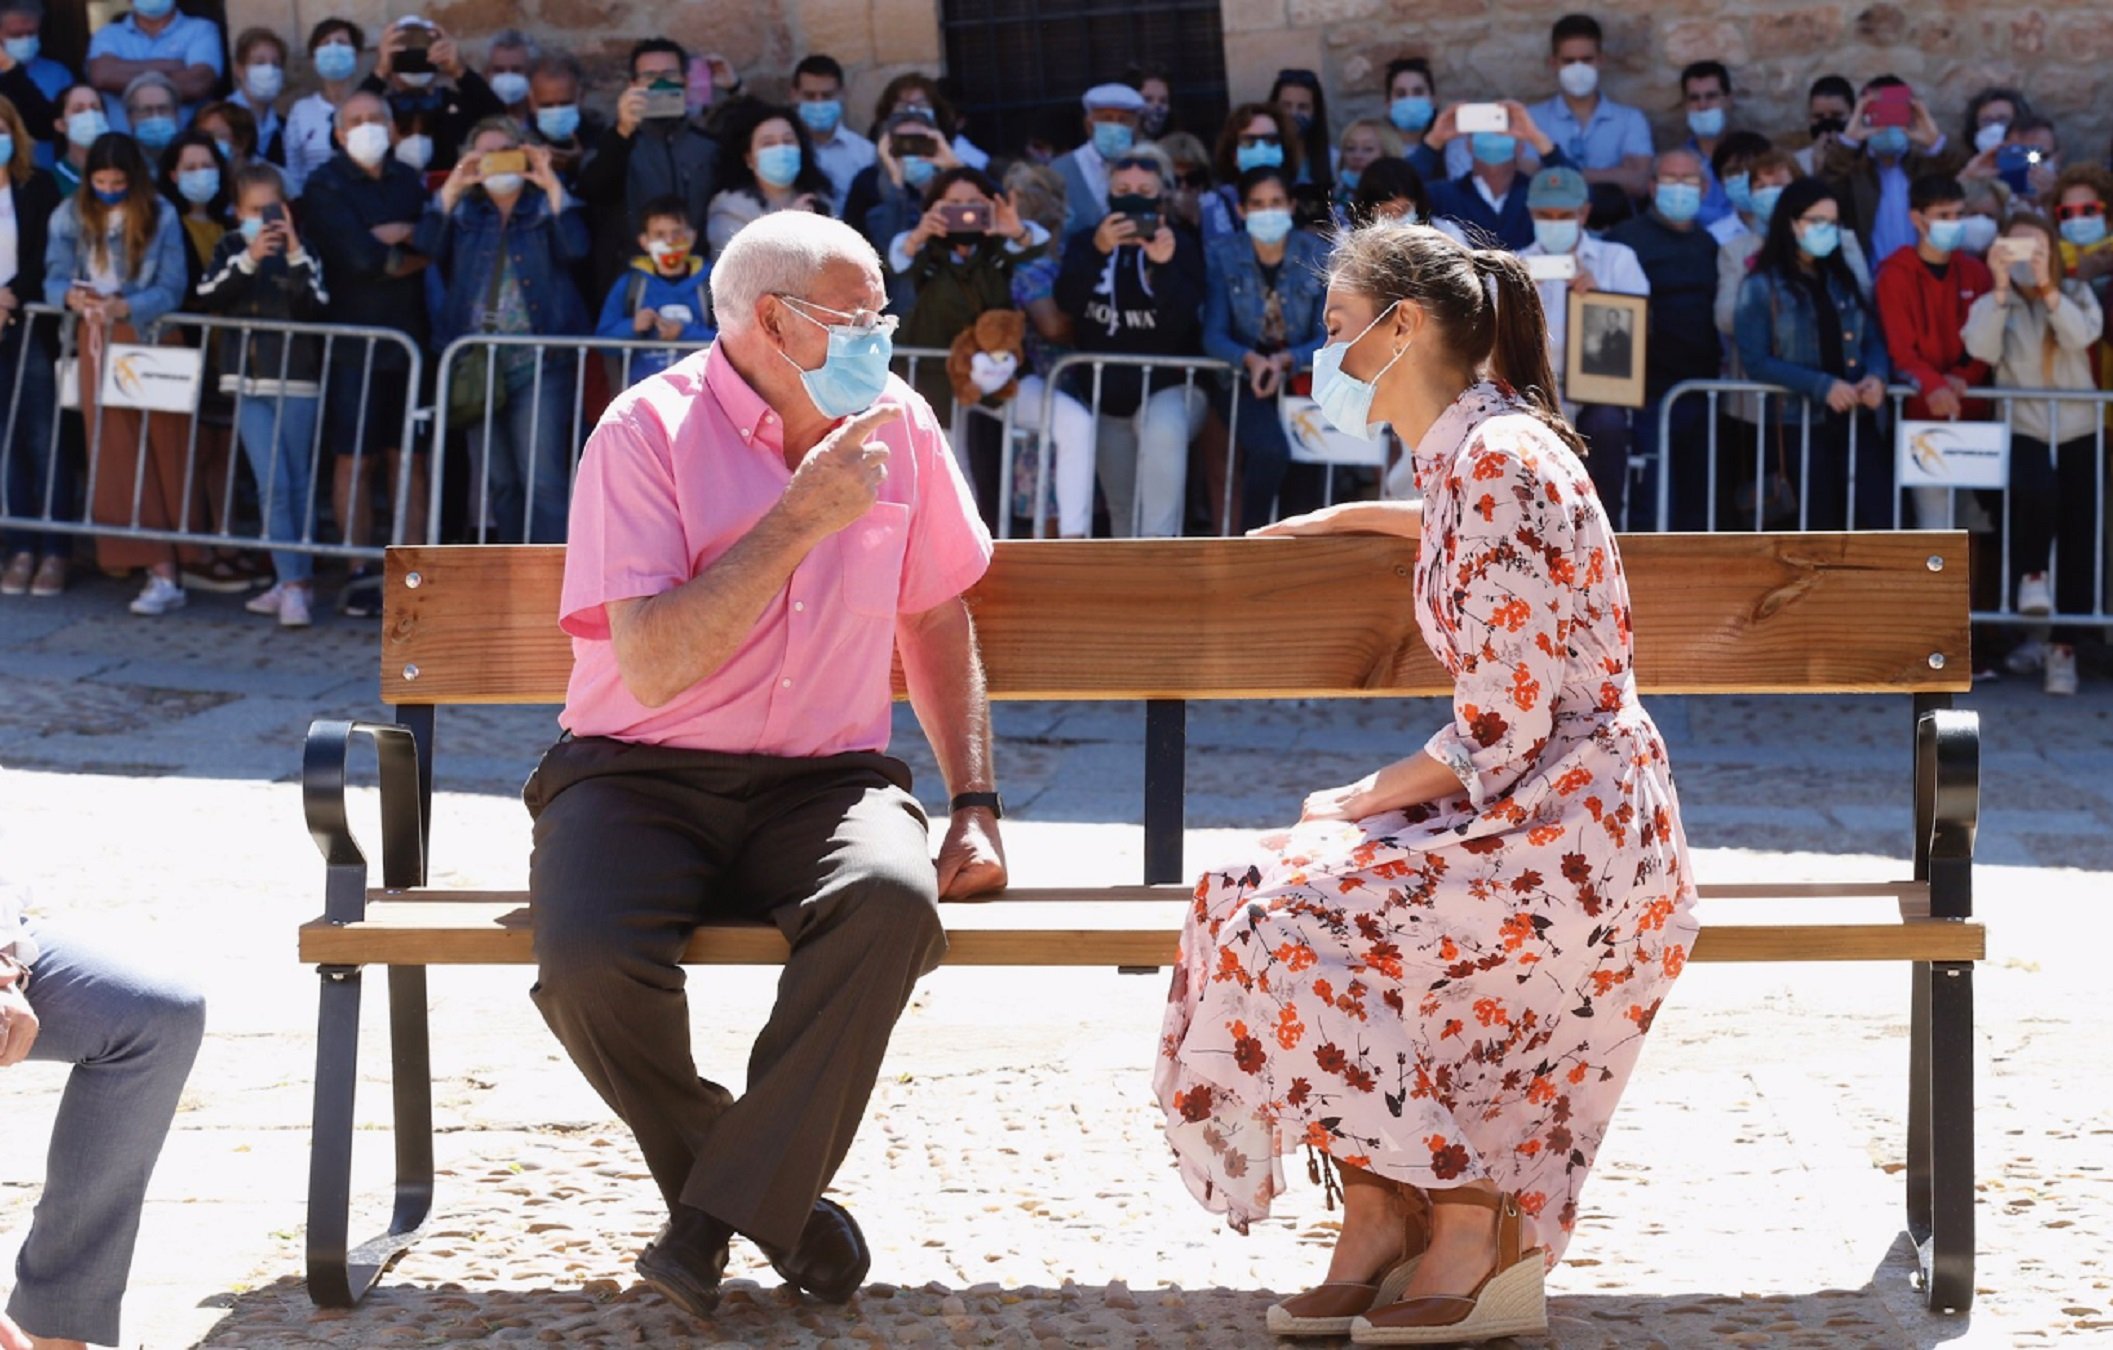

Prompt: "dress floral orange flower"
[1154,382,1700,1265]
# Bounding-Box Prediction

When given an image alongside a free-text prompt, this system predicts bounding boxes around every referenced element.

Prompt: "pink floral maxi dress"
[1155,383,1701,1264]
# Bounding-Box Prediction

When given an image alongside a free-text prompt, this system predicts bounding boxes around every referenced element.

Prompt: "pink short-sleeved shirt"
[558,344,994,757]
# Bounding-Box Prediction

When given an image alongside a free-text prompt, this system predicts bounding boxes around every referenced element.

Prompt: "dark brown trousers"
[525,735,947,1250]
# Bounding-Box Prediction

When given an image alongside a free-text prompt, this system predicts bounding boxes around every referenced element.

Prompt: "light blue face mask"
[1312,301,1407,441]
[755,142,802,188]
[66,108,108,148]
[1867,126,1910,160]
[1532,217,1580,254]
[780,297,896,418]
[1389,96,1434,134]
[314,42,358,83]
[1470,133,1516,167]
[176,166,219,203]
[797,99,842,136]
[133,0,175,18]
[1686,107,1726,139]
[536,104,580,141]
[1092,121,1134,158]
[1798,219,1841,259]
[901,155,935,188]
[1244,207,1293,246]
[1750,184,1785,224]
[132,114,177,151]
[0,133,11,165]
[1654,181,1702,223]
[4,36,39,64]
[239,214,265,242]
[1926,218,1967,253]
[1337,167,1361,193]
[1724,171,1752,214]
[1235,140,1283,173]
[489,72,530,106]
[2061,214,2108,250]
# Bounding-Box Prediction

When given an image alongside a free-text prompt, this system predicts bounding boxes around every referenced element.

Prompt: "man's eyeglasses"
[2056,201,2106,222]
[776,295,898,338]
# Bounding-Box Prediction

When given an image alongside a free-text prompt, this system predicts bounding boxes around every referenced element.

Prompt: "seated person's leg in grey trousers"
[4,923,206,1347]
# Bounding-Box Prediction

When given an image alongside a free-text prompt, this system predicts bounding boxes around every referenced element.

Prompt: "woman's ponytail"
[1472,248,1589,461]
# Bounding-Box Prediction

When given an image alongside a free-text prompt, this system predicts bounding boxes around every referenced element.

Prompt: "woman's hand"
[1242,350,1274,398]
[1251,499,1422,540]
[1302,773,1383,823]
[1142,223,1177,265]
[1957,147,1999,182]
[526,143,565,207]
[1301,751,1463,824]
[905,204,951,254]
[2028,235,2054,292]
[1824,379,1860,414]
[992,190,1026,244]
[1855,374,1887,409]
[1423,103,1460,150]
[1093,212,1137,255]
[439,151,481,212]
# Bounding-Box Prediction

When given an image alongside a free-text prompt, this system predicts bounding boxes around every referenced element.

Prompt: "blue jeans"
[479,353,577,544]
[0,323,66,559]
[6,922,205,1346]
[234,392,321,584]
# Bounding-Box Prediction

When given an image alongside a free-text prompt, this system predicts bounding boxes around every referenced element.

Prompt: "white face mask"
[1557,60,1599,99]
[345,121,390,167]
[394,133,433,170]
[1973,122,2008,155]
[398,70,435,89]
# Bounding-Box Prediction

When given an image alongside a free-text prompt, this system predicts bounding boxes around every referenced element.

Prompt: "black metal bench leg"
[1910,959,1975,1313]
[305,963,434,1307]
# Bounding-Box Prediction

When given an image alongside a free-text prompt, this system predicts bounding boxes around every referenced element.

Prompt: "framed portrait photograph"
[1566,291,1647,408]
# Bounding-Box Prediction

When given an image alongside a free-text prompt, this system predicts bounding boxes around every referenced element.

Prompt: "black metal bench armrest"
[304,719,427,925]
[1916,708,1978,921]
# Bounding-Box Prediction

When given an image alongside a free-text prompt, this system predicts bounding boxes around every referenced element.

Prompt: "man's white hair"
[710,212,882,336]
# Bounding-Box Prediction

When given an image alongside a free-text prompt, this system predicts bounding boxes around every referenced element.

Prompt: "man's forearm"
[609,508,821,707]
[170,64,217,101]
[900,598,994,796]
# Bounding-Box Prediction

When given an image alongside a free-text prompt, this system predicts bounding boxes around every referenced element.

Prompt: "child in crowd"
[594,194,714,386]
[196,162,329,627]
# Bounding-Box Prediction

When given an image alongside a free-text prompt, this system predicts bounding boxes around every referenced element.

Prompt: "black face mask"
[1811,115,1848,138]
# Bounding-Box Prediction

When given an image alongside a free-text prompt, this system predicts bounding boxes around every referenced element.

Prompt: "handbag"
[445,233,512,426]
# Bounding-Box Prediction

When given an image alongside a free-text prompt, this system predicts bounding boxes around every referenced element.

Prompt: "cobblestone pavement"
[1,576,2109,1348]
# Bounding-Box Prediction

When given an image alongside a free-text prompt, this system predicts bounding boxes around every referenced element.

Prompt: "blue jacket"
[1427,148,1572,251]
[1734,264,1891,419]
[1201,228,1329,370]
[594,256,715,382]
[415,187,592,348]
[43,196,189,328]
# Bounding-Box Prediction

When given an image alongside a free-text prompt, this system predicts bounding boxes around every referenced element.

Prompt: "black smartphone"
[261,202,286,225]
[892,131,938,158]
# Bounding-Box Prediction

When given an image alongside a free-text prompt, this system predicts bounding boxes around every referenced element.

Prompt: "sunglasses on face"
[2057,201,2106,222]
[1237,133,1281,148]
[1177,171,1211,190]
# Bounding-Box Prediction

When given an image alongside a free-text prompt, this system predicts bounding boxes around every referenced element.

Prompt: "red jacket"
[1875,246,1994,420]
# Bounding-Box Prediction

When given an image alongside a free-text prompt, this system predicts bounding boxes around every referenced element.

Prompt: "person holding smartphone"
[1424,98,1569,250]
[576,38,720,298]
[356,16,503,176]
[1817,75,1961,268]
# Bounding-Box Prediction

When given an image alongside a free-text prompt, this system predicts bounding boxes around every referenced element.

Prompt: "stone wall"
[1228,1,2113,171]
[222,0,939,125]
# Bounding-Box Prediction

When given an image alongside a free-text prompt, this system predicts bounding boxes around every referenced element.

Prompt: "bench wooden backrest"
[378,532,1971,705]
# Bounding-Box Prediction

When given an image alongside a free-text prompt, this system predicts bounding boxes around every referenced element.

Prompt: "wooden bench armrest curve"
[1917,709,1979,921]
[303,719,427,925]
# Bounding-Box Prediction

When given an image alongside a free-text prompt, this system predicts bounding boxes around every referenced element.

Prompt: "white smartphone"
[1525,253,1578,282]
[1456,103,1510,134]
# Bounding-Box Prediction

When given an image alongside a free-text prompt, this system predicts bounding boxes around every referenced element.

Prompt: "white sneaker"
[278,585,313,628]
[2005,637,2047,676]
[128,574,186,616]
[2045,644,2079,696]
[2017,572,2053,616]
[245,583,285,616]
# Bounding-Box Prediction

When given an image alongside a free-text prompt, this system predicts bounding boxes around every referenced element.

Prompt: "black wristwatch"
[950,792,1004,819]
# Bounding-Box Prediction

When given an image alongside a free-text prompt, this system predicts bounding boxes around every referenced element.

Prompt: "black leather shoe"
[760,1197,871,1304]
[634,1203,734,1321]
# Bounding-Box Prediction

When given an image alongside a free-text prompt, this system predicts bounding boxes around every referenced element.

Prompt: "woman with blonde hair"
[42,132,191,615]
[1336,117,1406,204]
[1156,219,1697,1344]
[0,95,67,597]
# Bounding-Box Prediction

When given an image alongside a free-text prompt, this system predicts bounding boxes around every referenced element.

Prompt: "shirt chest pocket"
[839,500,911,617]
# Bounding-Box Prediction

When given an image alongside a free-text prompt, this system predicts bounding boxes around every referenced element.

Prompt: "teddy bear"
[946,308,1027,408]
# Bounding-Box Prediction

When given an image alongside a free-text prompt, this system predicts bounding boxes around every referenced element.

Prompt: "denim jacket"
[1201,228,1329,371]
[1733,263,1891,420]
[42,196,189,328]
[415,187,592,349]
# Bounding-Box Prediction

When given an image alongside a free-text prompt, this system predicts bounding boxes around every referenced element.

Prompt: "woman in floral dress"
[1154,220,1699,1346]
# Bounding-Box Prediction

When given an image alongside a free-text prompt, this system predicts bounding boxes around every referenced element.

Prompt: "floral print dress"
[1154,382,1699,1266]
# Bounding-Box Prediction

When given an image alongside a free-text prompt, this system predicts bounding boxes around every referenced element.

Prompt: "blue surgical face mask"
[1655,181,1702,223]
[66,108,108,149]
[1244,207,1293,246]
[1750,183,1785,224]
[1925,218,1967,253]
[797,98,842,136]
[1470,132,1516,167]
[482,171,524,197]
[779,298,896,419]
[213,137,234,161]
[132,114,177,152]
[1724,171,1752,214]
[1091,120,1135,159]
[898,156,933,190]
[314,41,358,83]
[755,142,802,188]
[490,72,530,106]
[1337,167,1361,193]
[1389,95,1434,134]
[92,186,127,206]
[1532,217,1580,254]
[4,36,39,64]
[133,0,175,18]
[1312,301,1408,441]
[1687,106,1726,139]
[1798,219,1841,259]
[1867,126,1910,160]
[239,214,265,242]
[176,166,219,203]
[1235,140,1283,173]
[2062,214,2109,249]
[0,133,11,165]
[246,62,284,101]
[536,104,581,141]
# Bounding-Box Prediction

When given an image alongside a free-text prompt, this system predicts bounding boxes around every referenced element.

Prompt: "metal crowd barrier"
[0,303,424,562]
[1655,378,2113,627]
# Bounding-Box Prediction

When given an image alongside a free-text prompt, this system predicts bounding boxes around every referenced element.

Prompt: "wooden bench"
[298,532,1983,1313]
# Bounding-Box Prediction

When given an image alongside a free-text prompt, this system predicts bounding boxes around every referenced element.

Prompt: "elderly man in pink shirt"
[526,211,1007,1320]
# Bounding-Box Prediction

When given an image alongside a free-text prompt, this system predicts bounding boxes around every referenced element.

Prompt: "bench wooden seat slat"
[378,533,1972,705]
